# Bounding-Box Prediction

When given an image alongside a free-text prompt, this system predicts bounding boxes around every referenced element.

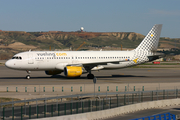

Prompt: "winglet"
[133,58,138,63]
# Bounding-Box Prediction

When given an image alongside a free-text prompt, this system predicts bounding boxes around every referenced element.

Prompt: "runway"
[1,66,180,85]
[1,65,180,99]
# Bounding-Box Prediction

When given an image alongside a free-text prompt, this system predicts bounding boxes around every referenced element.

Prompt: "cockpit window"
[12,56,22,60]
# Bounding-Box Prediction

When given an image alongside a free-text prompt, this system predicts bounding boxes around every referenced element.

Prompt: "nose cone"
[5,60,14,69]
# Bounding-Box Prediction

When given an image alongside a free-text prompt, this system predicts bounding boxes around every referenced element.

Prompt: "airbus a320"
[5,24,163,79]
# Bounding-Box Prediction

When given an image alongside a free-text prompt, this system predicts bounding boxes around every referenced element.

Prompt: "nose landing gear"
[26,75,30,79]
[26,71,31,79]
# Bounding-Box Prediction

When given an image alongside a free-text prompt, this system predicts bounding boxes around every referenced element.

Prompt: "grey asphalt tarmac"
[1,66,180,85]
[1,65,180,98]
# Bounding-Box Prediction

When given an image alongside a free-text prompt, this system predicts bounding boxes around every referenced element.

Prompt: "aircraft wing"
[67,59,132,68]
[82,60,129,65]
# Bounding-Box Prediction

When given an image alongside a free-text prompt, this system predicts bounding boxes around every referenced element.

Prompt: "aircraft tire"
[26,75,30,79]
[87,74,94,79]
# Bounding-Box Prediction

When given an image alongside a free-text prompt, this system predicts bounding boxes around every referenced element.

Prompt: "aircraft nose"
[5,60,14,69]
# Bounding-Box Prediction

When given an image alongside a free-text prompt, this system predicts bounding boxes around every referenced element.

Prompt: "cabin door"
[28,53,34,64]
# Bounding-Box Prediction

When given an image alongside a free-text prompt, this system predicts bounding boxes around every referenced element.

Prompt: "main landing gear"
[87,70,94,79]
[26,71,31,79]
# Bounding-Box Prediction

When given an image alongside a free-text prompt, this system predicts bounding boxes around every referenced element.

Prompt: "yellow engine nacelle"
[45,70,62,75]
[64,66,83,77]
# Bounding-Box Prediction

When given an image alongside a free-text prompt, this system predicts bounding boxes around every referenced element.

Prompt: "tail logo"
[135,24,162,52]
[133,58,138,63]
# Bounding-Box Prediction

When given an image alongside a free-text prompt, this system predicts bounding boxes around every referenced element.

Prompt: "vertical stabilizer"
[135,24,162,52]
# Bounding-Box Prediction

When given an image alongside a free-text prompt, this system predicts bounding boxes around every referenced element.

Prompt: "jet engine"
[45,70,62,75]
[64,66,83,77]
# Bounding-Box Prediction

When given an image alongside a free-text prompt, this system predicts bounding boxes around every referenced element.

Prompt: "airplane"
[5,24,163,79]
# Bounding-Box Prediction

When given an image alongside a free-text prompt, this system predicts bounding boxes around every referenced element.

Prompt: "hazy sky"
[0,0,180,38]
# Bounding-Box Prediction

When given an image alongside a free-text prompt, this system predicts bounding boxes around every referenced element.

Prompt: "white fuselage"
[5,50,140,71]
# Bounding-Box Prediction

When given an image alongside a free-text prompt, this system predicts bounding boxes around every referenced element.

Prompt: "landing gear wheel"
[87,74,94,79]
[26,75,30,79]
